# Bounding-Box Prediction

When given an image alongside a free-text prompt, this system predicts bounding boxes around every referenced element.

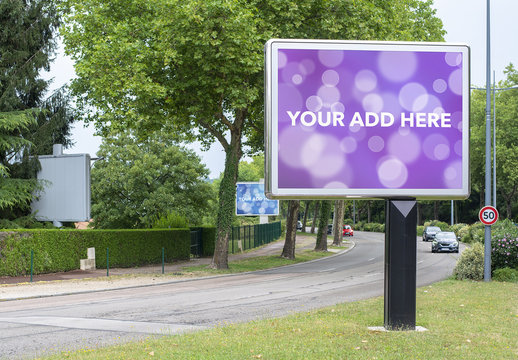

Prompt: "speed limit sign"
[479,206,499,225]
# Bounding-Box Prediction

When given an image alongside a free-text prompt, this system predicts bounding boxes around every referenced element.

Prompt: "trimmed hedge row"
[0,229,190,277]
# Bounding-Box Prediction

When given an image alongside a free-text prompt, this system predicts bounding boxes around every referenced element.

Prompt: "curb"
[0,240,356,302]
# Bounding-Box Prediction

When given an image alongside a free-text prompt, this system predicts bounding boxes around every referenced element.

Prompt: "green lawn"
[47,280,518,359]
[180,250,333,275]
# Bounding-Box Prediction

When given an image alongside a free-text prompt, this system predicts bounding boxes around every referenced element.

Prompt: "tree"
[238,155,264,182]
[60,0,445,268]
[332,200,345,246]
[315,200,331,251]
[310,201,320,234]
[301,201,310,232]
[0,0,70,218]
[90,131,214,228]
[281,200,299,260]
[471,64,518,219]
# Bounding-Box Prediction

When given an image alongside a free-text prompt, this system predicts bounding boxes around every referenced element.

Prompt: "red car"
[343,225,354,236]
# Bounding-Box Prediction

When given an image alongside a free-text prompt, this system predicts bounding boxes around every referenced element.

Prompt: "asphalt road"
[0,232,463,359]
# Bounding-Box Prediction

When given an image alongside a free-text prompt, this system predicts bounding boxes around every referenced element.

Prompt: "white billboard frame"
[264,39,470,200]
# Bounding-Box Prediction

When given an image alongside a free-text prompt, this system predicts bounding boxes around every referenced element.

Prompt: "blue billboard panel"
[236,182,279,216]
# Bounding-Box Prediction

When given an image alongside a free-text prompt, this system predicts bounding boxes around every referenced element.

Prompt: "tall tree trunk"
[301,201,310,233]
[433,201,439,220]
[332,200,345,246]
[417,202,422,225]
[315,200,331,251]
[310,201,320,234]
[282,200,300,259]
[211,128,242,269]
[367,201,371,223]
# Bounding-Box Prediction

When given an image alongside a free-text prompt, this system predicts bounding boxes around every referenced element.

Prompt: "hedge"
[0,229,190,277]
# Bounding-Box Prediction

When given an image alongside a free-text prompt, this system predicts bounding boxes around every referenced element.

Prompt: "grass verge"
[179,250,334,276]
[46,280,518,359]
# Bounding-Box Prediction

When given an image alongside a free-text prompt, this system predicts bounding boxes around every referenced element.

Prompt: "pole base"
[368,326,428,332]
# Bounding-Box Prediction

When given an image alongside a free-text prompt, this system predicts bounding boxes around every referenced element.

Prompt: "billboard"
[32,154,91,222]
[236,182,279,216]
[264,39,470,199]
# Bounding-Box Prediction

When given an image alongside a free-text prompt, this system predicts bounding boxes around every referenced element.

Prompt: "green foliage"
[417,225,424,236]
[0,1,75,219]
[0,215,53,230]
[453,243,484,281]
[0,229,190,276]
[471,64,518,218]
[238,155,264,182]
[152,212,189,229]
[91,131,214,229]
[423,220,450,231]
[491,236,518,271]
[492,267,518,282]
[197,226,217,257]
[362,222,385,233]
[60,0,445,268]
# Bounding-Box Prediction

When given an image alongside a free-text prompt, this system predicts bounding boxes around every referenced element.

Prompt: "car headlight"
[432,240,438,245]
[452,241,458,247]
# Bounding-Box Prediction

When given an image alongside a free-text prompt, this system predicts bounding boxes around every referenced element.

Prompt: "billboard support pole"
[384,199,417,330]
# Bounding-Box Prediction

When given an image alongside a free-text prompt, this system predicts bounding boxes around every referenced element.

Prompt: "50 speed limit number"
[479,206,499,226]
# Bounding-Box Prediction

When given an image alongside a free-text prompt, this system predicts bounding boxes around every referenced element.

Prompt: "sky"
[41,0,518,178]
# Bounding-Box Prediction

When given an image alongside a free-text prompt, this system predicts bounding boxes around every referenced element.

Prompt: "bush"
[417,225,424,237]
[491,218,518,240]
[491,236,518,271]
[0,229,190,276]
[492,267,518,282]
[453,243,484,281]
[423,220,450,232]
[194,226,216,257]
[152,212,189,229]
[454,223,470,242]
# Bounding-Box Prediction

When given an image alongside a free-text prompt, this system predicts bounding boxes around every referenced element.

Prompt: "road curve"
[0,231,462,359]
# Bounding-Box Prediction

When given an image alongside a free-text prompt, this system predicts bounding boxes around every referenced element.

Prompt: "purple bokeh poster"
[264,40,470,199]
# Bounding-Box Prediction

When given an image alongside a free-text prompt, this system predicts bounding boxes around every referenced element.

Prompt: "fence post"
[106,247,109,277]
[30,250,34,282]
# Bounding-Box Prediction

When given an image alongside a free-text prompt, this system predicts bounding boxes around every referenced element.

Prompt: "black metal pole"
[384,199,417,330]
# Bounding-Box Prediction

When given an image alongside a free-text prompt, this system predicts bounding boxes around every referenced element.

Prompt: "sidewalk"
[0,234,352,301]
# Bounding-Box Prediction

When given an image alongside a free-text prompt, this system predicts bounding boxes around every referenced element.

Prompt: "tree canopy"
[91,131,214,229]
[60,0,445,267]
[0,0,73,219]
[470,64,518,219]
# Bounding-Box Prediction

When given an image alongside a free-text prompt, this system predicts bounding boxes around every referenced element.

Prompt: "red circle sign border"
[479,206,499,226]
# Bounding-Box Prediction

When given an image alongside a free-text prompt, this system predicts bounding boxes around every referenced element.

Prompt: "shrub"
[455,223,470,242]
[492,267,518,282]
[468,222,486,244]
[417,225,424,237]
[152,212,189,229]
[453,243,484,280]
[423,220,450,232]
[0,229,190,276]
[492,218,518,240]
[491,236,518,271]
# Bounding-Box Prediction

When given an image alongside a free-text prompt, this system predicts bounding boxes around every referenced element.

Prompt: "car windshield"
[435,232,456,240]
[344,225,351,229]
[428,227,441,232]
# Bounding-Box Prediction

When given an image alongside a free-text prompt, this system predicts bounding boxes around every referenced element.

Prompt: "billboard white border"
[264,39,470,200]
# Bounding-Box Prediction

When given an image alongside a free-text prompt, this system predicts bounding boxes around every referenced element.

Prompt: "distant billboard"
[264,39,470,199]
[236,182,279,216]
[32,154,91,222]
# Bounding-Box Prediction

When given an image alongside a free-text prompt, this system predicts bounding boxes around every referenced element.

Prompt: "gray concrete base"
[368,326,428,332]
[80,258,96,271]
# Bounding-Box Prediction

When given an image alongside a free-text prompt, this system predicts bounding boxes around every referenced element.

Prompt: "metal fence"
[190,228,203,257]
[228,221,282,254]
